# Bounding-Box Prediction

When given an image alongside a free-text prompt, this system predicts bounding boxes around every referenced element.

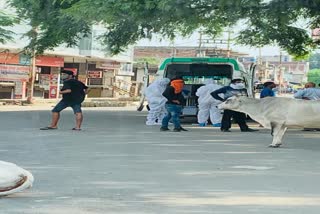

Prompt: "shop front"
[87,70,103,97]
[0,82,14,99]
[35,56,64,99]
[95,61,122,97]
[0,64,29,99]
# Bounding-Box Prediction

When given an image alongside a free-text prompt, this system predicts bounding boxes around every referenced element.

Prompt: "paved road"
[1,107,320,214]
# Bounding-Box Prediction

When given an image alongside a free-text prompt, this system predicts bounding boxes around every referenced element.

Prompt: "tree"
[7,0,91,102]
[236,0,316,59]
[66,0,246,54]
[62,0,319,57]
[0,11,17,44]
[6,0,320,58]
[8,0,91,55]
[307,69,320,86]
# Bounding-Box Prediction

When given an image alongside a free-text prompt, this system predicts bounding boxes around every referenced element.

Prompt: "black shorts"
[52,100,82,114]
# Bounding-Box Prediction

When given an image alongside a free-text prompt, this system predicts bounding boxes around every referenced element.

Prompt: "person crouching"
[160,77,188,132]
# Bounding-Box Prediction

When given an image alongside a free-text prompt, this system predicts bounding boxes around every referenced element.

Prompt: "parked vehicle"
[137,57,255,116]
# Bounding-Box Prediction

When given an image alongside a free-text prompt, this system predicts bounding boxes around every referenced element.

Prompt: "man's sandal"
[40,127,57,130]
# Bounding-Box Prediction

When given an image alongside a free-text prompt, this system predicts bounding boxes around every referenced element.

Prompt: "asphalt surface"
[1,107,320,214]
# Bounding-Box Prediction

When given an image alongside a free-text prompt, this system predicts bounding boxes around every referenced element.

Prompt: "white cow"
[218,96,320,147]
[0,161,34,197]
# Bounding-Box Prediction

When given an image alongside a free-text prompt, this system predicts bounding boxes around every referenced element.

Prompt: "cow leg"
[270,122,275,136]
[275,126,287,147]
[269,124,287,148]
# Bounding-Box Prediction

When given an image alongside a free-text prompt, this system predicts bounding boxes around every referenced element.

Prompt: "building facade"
[0,24,134,99]
[239,56,309,84]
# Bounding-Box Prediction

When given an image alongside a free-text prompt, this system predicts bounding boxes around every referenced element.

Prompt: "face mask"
[61,74,69,80]
[230,83,245,89]
[237,83,245,88]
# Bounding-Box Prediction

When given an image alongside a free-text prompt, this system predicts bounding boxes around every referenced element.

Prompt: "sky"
[137,32,282,57]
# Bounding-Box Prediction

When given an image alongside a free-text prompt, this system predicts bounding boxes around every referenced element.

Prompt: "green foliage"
[307,69,320,86]
[0,12,18,43]
[8,0,91,55]
[65,0,320,56]
[236,0,315,58]
[4,0,320,57]
[135,57,161,66]
[65,0,246,54]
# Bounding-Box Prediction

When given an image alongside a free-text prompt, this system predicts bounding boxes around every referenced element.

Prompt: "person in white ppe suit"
[196,79,223,127]
[145,78,171,125]
[0,161,34,197]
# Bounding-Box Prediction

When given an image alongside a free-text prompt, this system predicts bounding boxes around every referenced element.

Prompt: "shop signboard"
[0,65,29,81]
[49,74,59,98]
[87,71,102,78]
[0,53,31,65]
[49,86,58,99]
[96,61,121,70]
[36,56,64,67]
[88,78,103,85]
[48,74,60,99]
[0,53,20,64]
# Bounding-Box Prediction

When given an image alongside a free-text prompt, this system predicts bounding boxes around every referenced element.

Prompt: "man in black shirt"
[160,77,188,132]
[40,70,88,131]
[211,79,258,132]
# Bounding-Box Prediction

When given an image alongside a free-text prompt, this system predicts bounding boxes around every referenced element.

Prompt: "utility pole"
[198,31,232,57]
[278,51,282,94]
[198,31,203,57]
[226,30,231,57]
[258,47,265,81]
[170,41,176,57]
[258,47,262,65]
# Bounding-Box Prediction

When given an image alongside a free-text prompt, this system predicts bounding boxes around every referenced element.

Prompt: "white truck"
[138,57,255,116]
